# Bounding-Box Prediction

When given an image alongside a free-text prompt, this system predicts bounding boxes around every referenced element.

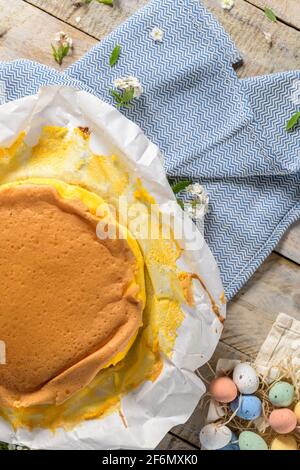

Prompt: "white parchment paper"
[0,87,226,450]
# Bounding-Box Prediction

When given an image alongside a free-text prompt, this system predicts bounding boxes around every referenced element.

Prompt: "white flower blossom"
[187,183,209,211]
[75,16,81,24]
[183,183,209,221]
[150,27,164,42]
[184,202,206,221]
[113,76,143,98]
[221,0,235,11]
[54,31,73,51]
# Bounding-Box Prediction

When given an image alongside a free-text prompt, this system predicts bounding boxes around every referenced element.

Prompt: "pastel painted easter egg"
[199,424,232,450]
[269,409,297,434]
[209,376,238,403]
[218,442,240,451]
[218,433,240,451]
[230,395,262,420]
[271,435,298,451]
[268,381,295,407]
[239,431,268,451]
[233,363,259,394]
[294,402,300,424]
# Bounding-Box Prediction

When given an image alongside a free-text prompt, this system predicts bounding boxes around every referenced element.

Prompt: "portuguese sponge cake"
[0,182,145,408]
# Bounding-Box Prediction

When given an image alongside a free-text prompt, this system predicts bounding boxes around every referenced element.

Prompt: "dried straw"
[198,358,300,449]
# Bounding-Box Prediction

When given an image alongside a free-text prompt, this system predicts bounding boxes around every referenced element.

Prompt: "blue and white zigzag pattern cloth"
[0,0,299,299]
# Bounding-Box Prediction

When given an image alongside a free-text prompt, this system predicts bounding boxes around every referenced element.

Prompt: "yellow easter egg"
[271,435,298,451]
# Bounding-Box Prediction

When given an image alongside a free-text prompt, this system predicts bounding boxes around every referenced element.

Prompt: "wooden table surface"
[0,0,299,450]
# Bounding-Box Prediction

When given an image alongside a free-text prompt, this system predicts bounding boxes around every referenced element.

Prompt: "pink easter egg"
[269,409,297,434]
[209,376,238,403]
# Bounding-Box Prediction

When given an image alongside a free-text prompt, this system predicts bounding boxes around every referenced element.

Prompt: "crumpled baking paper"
[0,86,226,450]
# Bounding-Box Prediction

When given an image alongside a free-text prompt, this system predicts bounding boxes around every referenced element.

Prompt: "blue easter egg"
[230,395,262,420]
[218,442,240,450]
[218,433,240,450]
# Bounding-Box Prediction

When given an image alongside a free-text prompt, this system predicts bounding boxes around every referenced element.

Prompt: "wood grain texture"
[26,0,300,78]
[203,0,300,77]
[224,252,300,357]
[275,221,300,265]
[247,0,300,30]
[0,0,95,69]
[25,0,149,39]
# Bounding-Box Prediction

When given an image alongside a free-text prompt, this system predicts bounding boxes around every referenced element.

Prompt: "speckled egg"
[269,409,297,434]
[230,395,262,420]
[294,402,300,424]
[271,435,298,451]
[199,424,232,450]
[233,363,259,394]
[209,376,238,403]
[268,381,295,407]
[239,431,268,451]
[218,433,240,451]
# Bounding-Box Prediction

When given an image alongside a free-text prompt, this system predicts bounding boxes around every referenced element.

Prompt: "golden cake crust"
[0,184,143,407]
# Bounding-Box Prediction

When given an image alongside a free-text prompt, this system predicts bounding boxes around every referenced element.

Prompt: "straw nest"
[197,357,300,449]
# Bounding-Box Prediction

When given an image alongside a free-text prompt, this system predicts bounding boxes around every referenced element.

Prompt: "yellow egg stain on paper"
[0,126,221,431]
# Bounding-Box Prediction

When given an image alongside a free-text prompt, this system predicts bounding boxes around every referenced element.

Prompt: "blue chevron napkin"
[0,0,299,299]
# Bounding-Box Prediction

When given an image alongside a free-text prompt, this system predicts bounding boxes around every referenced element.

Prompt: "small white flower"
[185,202,206,221]
[183,183,209,221]
[187,183,206,198]
[75,16,81,24]
[221,0,235,11]
[113,75,143,98]
[263,30,273,46]
[54,31,73,50]
[150,27,164,42]
[187,183,209,212]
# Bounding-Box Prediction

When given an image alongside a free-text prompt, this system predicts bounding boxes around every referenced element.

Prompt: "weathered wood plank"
[24,0,149,39]
[247,0,300,30]
[26,0,300,78]
[0,0,95,69]
[275,221,300,265]
[203,0,300,77]
[223,252,300,357]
